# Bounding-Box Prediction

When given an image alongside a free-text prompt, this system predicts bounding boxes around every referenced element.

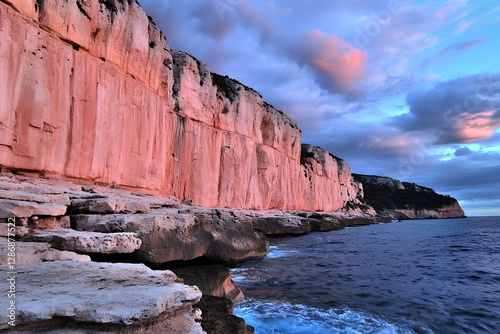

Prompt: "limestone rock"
[251,210,382,236]
[172,265,244,303]
[251,212,319,236]
[0,199,67,218]
[40,248,91,262]
[32,228,142,254]
[30,216,71,230]
[0,239,50,265]
[71,209,269,264]
[0,261,204,333]
[196,296,254,334]
[0,223,29,238]
[0,189,71,205]
[392,203,466,220]
[0,239,90,264]
[68,197,150,214]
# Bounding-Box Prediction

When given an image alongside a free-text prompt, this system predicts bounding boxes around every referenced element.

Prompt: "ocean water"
[232,217,500,334]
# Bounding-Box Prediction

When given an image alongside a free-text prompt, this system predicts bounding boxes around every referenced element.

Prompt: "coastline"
[0,173,381,333]
[0,1,468,332]
[0,172,463,333]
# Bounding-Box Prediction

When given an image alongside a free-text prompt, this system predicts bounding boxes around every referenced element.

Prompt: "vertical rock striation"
[0,0,362,211]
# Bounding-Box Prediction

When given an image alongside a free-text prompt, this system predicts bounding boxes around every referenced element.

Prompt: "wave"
[234,299,432,334]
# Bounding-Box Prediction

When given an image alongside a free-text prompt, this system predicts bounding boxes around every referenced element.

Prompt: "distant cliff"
[353,174,466,219]
[0,0,362,211]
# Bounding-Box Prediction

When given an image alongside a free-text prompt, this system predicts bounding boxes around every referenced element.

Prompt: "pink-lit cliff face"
[0,0,361,211]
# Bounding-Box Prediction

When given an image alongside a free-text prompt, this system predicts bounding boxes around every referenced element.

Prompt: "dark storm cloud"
[392,73,500,144]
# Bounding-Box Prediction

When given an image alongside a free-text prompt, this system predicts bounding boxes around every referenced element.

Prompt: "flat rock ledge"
[0,239,90,265]
[0,261,204,334]
[32,229,142,254]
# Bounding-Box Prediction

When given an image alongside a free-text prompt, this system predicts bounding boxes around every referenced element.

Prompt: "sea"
[231,216,500,334]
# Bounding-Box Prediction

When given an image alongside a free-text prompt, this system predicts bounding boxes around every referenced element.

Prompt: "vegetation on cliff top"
[353,174,458,213]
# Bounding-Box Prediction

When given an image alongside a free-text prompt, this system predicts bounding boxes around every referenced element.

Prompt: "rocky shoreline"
[0,172,386,333]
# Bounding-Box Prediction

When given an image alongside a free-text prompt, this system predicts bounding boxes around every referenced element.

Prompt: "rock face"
[354,174,466,219]
[0,261,204,333]
[0,0,361,212]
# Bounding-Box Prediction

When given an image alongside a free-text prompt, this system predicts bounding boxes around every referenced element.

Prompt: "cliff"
[0,0,362,212]
[353,174,466,219]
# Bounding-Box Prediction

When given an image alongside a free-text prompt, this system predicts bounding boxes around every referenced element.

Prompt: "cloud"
[438,38,490,55]
[296,30,367,97]
[420,38,490,69]
[455,147,473,156]
[235,3,368,97]
[454,19,476,34]
[391,73,500,144]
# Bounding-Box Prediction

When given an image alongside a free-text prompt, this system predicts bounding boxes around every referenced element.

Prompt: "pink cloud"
[456,111,500,142]
[302,30,367,96]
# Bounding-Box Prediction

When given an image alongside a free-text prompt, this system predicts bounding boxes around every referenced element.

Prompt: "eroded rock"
[32,228,142,254]
[68,197,150,214]
[196,296,254,334]
[172,265,244,303]
[71,209,269,264]
[0,239,90,265]
[0,199,67,218]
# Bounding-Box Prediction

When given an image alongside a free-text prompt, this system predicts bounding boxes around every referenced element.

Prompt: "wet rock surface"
[172,265,244,303]
[196,296,255,334]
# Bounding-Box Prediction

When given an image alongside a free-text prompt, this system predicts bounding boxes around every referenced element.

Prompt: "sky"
[139,0,500,216]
